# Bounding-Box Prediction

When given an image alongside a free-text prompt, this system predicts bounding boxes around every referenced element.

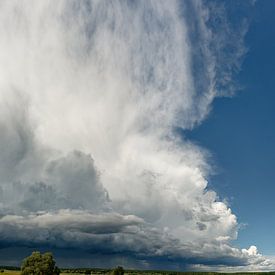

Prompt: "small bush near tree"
[21,251,60,275]
[111,266,124,275]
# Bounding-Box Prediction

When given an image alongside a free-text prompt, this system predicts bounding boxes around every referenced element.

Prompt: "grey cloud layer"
[0,0,269,270]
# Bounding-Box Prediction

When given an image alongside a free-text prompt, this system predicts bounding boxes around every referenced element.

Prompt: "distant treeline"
[2,265,275,275]
[61,268,110,274]
[42,271,275,275]
[60,272,275,275]
[121,272,275,275]
[0,266,20,271]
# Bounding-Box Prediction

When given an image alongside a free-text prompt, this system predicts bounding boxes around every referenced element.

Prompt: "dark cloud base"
[0,246,247,271]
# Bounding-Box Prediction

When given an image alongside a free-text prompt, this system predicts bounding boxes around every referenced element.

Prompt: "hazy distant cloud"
[0,91,37,183]
[45,151,110,211]
[1,151,109,213]
[0,0,269,271]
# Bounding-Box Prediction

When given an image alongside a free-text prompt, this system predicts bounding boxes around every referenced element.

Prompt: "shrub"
[111,266,124,275]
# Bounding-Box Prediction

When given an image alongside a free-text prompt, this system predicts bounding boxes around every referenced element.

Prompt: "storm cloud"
[0,0,269,271]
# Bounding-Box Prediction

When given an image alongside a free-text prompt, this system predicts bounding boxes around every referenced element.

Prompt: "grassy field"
[1,271,20,275]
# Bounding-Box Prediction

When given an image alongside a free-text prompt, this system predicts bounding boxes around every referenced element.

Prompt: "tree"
[21,251,60,275]
[111,266,124,275]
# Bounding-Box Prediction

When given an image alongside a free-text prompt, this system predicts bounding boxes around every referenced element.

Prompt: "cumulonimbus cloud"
[0,0,270,270]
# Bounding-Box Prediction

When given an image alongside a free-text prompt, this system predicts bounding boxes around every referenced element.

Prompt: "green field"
[1,271,20,275]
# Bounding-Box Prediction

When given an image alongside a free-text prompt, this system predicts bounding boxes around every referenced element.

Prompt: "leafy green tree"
[111,266,124,275]
[21,251,60,275]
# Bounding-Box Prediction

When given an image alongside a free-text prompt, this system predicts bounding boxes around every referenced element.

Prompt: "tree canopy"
[21,251,60,275]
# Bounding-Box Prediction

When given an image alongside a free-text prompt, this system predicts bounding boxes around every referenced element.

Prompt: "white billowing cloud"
[0,0,268,270]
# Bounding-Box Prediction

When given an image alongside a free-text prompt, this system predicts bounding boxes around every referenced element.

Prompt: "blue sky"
[186,0,275,255]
